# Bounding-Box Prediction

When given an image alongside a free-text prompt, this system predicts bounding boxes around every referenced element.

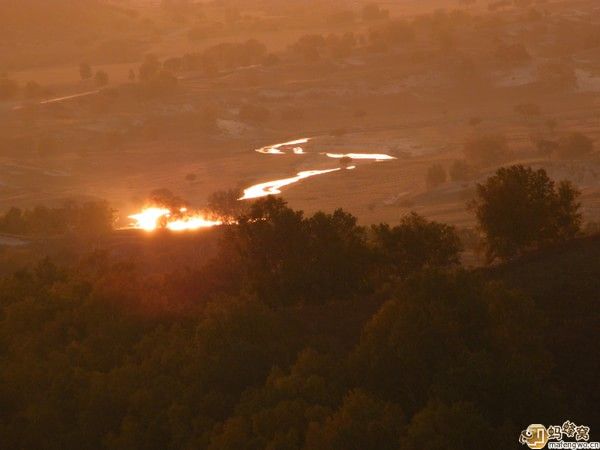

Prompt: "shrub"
[79,62,92,80]
[426,164,447,189]
[463,134,510,167]
[556,132,594,160]
[94,70,109,87]
[449,160,474,182]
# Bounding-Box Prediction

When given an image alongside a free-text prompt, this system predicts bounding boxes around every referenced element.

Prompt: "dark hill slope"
[484,234,600,420]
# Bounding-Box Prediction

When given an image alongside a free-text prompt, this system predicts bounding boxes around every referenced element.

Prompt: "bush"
[139,54,161,82]
[94,70,109,87]
[449,160,474,182]
[534,138,559,158]
[463,134,510,167]
[426,164,447,189]
[556,132,594,160]
[207,189,248,221]
[290,34,326,62]
[339,156,353,167]
[79,62,92,80]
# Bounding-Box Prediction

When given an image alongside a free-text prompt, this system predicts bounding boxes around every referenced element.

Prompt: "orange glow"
[166,216,223,231]
[129,207,171,231]
[128,207,222,232]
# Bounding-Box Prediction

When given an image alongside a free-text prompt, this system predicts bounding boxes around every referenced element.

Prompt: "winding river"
[128,137,396,230]
[240,137,396,200]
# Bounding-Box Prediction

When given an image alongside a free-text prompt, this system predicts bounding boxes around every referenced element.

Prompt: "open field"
[2,0,600,230]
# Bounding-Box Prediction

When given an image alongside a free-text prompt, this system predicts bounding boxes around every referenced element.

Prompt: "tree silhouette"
[426,164,447,189]
[79,62,92,80]
[556,132,594,160]
[94,70,109,87]
[471,165,581,261]
[464,134,510,167]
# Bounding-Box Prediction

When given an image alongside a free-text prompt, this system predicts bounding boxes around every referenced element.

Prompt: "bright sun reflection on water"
[325,153,396,161]
[256,138,311,155]
[246,138,398,199]
[240,168,341,200]
[129,138,400,225]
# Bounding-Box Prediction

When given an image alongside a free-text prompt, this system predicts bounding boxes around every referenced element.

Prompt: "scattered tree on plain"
[464,134,510,167]
[79,62,92,81]
[449,160,474,182]
[556,132,594,160]
[94,70,109,87]
[426,164,447,189]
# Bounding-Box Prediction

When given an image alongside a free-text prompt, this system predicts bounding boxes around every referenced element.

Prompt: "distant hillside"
[0,0,144,69]
[486,234,599,312]
[0,0,136,42]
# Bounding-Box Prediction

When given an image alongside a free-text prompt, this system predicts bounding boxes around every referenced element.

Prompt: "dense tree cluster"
[289,33,358,62]
[163,40,268,77]
[0,171,593,449]
[208,198,459,306]
[0,250,594,449]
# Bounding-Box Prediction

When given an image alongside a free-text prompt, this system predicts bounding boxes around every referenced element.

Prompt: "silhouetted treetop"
[471,165,581,261]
